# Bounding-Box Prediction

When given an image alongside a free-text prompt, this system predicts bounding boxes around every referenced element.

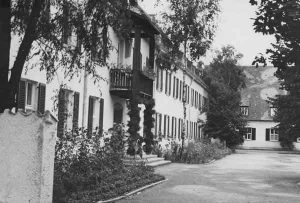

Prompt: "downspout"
[82,59,88,128]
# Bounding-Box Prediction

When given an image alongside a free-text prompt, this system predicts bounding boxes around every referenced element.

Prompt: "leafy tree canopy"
[158,0,220,61]
[0,0,134,111]
[204,45,247,149]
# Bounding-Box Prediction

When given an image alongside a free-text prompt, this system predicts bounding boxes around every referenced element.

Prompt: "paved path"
[119,150,300,203]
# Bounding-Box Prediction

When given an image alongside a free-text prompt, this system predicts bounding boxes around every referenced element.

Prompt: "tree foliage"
[250,0,300,149]
[160,0,220,61]
[0,0,133,111]
[158,0,220,152]
[204,45,247,149]
[143,98,155,154]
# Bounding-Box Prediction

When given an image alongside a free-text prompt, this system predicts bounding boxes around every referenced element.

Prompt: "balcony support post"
[149,35,155,70]
[132,26,142,98]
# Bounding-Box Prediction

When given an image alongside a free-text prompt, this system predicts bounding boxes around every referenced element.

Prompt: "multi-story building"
[11,1,208,143]
[239,66,300,150]
[154,62,208,141]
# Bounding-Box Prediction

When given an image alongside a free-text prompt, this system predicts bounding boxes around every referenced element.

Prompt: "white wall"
[242,121,281,149]
[0,110,57,203]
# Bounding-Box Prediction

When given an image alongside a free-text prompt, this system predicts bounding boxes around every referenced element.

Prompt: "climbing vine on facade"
[143,98,156,154]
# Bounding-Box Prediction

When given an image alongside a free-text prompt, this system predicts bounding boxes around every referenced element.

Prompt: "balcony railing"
[110,69,153,98]
[110,69,133,90]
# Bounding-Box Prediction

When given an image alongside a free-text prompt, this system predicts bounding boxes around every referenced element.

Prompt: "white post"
[0,110,57,203]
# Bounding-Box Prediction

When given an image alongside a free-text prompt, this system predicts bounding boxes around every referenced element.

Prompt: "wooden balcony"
[110,69,153,99]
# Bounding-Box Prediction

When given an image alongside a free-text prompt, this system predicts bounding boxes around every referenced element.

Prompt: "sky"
[139,0,275,66]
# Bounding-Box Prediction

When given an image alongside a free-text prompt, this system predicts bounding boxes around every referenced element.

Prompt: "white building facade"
[154,64,208,141]
[11,2,208,143]
[240,66,300,150]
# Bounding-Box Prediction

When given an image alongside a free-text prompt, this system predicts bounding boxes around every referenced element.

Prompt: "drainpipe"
[82,60,88,128]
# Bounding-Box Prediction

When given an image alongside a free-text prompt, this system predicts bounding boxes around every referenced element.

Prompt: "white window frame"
[270,128,279,141]
[25,81,37,110]
[240,106,249,116]
[245,128,252,140]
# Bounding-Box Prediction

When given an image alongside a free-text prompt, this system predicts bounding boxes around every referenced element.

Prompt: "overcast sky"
[139,0,275,66]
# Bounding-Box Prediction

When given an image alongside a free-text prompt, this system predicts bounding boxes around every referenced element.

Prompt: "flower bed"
[154,138,231,164]
[53,124,164,203]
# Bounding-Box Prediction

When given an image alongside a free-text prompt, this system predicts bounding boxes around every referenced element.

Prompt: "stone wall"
[0,110,57,203]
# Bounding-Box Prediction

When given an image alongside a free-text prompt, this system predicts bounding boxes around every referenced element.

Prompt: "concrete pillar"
[0,110,57,203]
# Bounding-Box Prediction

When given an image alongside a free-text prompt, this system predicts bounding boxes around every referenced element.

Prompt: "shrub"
[53,124,164,203]
[162,139,231,164]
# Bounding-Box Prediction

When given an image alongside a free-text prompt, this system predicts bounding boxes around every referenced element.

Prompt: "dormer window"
[270,107,276,117]
[240,106,249,116]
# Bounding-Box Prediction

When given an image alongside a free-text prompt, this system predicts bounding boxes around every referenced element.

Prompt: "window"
[125,38,132,58]
[244,128,256,140]
[163,115,167,137]
[199,94,202,110]
[156,67,160,90]
[270,107,276,117]
[195,92,198,109]
[179,81,182,100]
[174,117,177,139]
[87,96,103,136]
[62,3,72,44]
[118,40,125,66]
[266,128,279,141]
[113,103,123,124]
[173,76,176,98]
[186,86,190,103]
[191,89,194,106]
[18,80,46,113]
[57,89,81,137]
[240,106,249,116]
[158,113,162,136]
[26,82,33,107]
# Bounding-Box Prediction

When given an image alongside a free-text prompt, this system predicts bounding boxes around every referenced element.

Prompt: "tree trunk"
[0,0,45,112]
[0,0,11,112]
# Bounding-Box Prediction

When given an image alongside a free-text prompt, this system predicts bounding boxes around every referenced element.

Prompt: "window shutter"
[57,89,66,138]
[174,118,177,139]
[163,115,166,137]
[173,77,176,98]
[99,98,104,136]
[155,113,158,137]
[72,92,80,131]
[18,80,26,110]
[266,129,270,141]
[165,71,168,94]
[62,3,71,44]
[169,74,172,95]
[160,69,163,91]
[252,128,256,140]
[37,83,46,114]
[176,79,179,98]
[171,117,174,138]
[87,96,94,137]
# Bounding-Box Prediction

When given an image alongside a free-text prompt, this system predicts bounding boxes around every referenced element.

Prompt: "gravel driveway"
[119,150,300,203]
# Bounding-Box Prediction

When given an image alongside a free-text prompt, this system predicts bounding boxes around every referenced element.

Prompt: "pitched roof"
[240,66,284,121]
[130,3,160,34]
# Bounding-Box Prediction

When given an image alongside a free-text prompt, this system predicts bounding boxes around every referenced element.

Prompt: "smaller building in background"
[239,66,290,150]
